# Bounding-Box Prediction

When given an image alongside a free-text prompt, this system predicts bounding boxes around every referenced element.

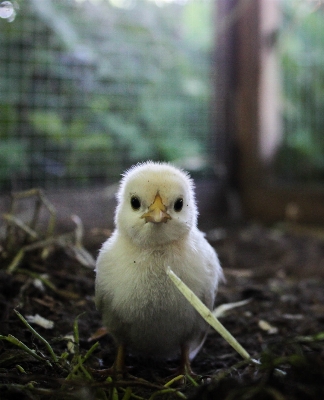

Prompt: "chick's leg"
[97,343,126,379]
[114,343,126,377]
[179,344,195,376]
[163,344,197,385]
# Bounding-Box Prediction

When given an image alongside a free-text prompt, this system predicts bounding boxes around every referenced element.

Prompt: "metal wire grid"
[0,0,214,192]
[278,0,324,182]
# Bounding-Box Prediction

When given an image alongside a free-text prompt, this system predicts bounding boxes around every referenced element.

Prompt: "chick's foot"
[163,345,202,386]
[97,344,130,380]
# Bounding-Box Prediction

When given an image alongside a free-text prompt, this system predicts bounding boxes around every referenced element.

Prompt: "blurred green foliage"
[276,0,324,182]
[0,0,214,189]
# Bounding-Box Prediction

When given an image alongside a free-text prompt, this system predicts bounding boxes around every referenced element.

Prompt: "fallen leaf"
[258,319,278,334]
[87,327,109,342]
[26,314,54,329]
[213,299,251,318]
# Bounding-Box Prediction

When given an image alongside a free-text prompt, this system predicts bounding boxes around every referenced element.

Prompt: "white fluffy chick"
[95,161,223,376]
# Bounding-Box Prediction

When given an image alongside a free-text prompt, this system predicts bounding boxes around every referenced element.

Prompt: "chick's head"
[115,162,198,248]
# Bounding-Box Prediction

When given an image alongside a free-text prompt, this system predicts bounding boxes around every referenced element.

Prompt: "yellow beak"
[141,193,171,224]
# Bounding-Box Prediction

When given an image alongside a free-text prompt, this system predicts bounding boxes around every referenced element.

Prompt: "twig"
[82,341,100,364]
[167,267,251,361]
[73,312,86,357]
[167,267,287,377]
[16,268,79,299]
[0,334,52,367]
[2,213,39,240]
[6,233,74,273]
[14,310,58,363]
[149,388,186,399]
[119,387,144,400]
[164,375,185,387]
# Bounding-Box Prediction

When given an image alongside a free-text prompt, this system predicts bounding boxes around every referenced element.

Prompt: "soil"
[0,222,324,399]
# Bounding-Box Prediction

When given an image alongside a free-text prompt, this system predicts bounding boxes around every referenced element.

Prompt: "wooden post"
[213,0,239,184]
[236,0,261,193]
[215,0,324,223]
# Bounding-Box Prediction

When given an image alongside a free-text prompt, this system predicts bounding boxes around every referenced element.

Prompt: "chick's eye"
[174,198,183,212]
[130,196,141,210]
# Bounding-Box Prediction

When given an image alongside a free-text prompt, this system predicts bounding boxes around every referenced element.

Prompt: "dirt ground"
[0,221,324,399]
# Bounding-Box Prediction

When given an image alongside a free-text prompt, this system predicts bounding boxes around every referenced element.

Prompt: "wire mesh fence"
[1,0,324,194]
[0,0,215,192]
[276,0,324,183]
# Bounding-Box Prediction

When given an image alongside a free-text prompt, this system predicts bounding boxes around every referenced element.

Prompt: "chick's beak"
[141,193,171,224]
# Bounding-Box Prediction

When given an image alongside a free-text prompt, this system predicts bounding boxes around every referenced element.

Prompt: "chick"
[95,161,223,376]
